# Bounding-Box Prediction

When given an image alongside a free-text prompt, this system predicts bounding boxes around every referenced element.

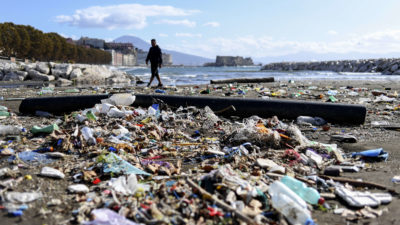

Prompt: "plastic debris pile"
[0,92,397,225]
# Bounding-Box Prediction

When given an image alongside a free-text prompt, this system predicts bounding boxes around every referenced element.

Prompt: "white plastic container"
[81,126,96,145]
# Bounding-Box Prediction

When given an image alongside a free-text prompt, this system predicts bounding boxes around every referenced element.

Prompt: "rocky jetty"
[0,60,133,85]
[204,56,254,67]
[261,58,400,74]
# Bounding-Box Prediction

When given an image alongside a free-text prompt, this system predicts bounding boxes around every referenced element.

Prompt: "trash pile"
[0,92,396,224]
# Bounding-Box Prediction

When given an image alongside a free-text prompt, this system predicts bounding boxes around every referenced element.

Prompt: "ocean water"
[123,66,400,86]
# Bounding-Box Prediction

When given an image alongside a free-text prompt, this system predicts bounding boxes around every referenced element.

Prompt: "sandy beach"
[0,79,399,225]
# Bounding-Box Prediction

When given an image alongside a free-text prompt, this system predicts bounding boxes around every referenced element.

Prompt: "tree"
[15,25,31,58]
[0,23,21,57]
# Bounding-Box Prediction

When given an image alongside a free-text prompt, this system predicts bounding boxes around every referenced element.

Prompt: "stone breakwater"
[0,60,133,85]
[261,58,400,74]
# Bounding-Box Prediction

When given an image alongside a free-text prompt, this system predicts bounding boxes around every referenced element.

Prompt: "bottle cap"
[318,197,325,205]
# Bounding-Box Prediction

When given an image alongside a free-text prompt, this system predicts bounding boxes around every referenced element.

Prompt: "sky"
[2,0,400,61]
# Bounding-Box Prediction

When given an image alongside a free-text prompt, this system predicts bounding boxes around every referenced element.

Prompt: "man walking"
[146,39,163,87]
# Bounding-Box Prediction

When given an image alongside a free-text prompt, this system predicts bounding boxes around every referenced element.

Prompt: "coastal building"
[106,50,123,66]
[105,42,134,54]
[122,54,136,67]
[76,37,105,49]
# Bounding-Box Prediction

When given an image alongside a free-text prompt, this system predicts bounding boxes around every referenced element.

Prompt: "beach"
[0,78,399,224]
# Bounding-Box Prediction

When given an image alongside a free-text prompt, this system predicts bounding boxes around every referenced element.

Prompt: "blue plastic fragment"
[351,148,388,161]
[8,151,55,164]
[151,104,159,110]
[103,152,150,176]
[9,210,23,216]
[155,89,165,94]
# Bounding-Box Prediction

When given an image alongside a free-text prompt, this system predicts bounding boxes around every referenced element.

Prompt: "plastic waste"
[30,124,59,134]
[268,181,314,225]
[86,110,97,121]
[392,176,400,184]
[68,184,89,193]
[102,94,136,106]
[351,148,388,161]
[0,105,8,111]
[331,134,357,143]
[374,95,395,103]
[0,111,10,117]
[81,126,97,145]
[335,185,392,207]
[4,192,42,203]
[109,174,141,196]
[35,110,53,117]
[40,167,65,179]
[203,106,219,129]
[0,167,10,177]
[84,208,139,225]
[102,152,150,176]
[296,116,326,126]
[371,121,390,127]
[281,176,321,205]
[0,125,22,136]
[8,151,55,165]
[100,103,113,114]
[305,150,323,167]
[155,89,166,93]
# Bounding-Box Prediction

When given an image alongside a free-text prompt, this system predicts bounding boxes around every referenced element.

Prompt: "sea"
[122,66,400,86]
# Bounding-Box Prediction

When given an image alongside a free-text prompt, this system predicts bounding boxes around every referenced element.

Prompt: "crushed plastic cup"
[4,192,42,203]
[84,208,139,225]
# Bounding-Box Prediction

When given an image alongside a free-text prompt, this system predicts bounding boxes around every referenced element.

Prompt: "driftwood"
[210,77,274,84]
[186,178,256,224]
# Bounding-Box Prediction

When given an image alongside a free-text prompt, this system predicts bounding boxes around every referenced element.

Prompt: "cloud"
[166,29,400,58]
[56,4,199,29]
[175,33,202,38]
[159,33,169,37]
[203,22,220,27]
[155,19,196,27]
[328,30,338,35]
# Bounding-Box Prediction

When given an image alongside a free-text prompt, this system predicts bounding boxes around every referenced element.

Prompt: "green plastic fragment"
[30,124,59,134]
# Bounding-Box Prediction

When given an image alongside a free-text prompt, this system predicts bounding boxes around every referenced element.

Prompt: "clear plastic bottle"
[0,125,22,136]
[81,127,96,145]
[269,181,315,225]
[281,176,320,205]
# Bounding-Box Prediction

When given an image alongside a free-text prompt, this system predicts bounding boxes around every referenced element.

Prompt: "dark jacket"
[146,45,163,65]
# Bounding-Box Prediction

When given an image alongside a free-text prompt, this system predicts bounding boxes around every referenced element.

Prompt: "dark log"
[210,77,274,84]
[19,94,366,124]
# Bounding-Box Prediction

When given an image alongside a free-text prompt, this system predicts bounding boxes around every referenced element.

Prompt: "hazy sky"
[2,0,400,59]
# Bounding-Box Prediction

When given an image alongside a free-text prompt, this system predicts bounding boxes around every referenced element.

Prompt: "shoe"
[157,83,163,87]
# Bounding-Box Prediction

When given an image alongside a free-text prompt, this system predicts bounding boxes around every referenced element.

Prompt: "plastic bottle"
[81,127,96,145]
[0,125,22,136]
[281,176,320,205]
[269,181,314,225]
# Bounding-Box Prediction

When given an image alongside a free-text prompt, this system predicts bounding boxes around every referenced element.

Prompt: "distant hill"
[114,35,213,66]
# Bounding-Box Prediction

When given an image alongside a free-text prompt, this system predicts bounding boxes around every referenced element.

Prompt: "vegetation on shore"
[0,22,111,64]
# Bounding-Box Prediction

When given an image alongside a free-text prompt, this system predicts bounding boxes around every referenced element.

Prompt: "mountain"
[254,51,400,64]
[114,35,213,66]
